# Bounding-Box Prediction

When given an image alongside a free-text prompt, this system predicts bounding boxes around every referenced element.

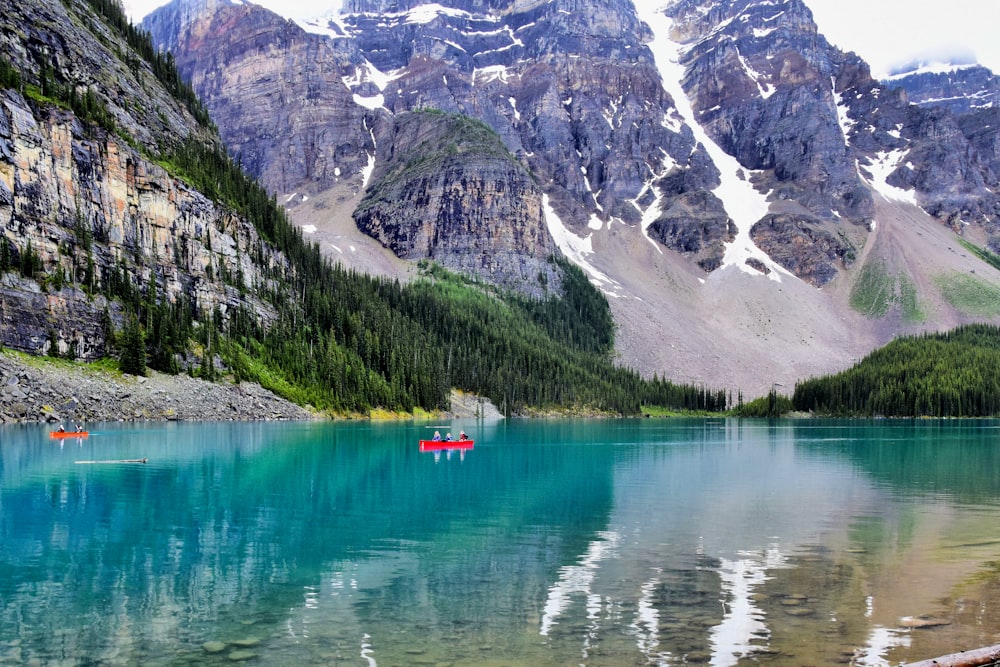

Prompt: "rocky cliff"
[886,62,1000,115]
[0,0,280,359]
[355,111,561,295]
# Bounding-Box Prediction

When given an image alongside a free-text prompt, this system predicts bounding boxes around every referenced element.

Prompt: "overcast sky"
[804,0,1000,77]
[122,0,1000,79]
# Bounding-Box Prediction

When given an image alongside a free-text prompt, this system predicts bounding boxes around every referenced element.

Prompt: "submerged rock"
[202,641,227,653]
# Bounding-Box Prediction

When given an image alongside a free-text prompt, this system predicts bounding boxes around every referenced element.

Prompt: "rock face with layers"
[147,0,1000,287]
[144,0,375,196]
[0,0,283,358]
[887,63,1000,115]
[355,111,561,296]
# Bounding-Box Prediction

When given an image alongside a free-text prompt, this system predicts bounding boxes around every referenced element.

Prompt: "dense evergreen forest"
[793,324,1000,417]
[0,0,727,417]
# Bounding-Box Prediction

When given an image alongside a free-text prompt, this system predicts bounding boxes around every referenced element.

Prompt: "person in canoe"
[432,431,442,441]
[56,424,66,433]
[459,430,468,441]
[445,432,453,441]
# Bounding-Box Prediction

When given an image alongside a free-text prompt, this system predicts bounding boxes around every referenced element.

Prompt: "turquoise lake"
[3,418,1000,666]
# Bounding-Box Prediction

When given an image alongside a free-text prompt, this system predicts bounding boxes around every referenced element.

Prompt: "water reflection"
[1,419,1000,665]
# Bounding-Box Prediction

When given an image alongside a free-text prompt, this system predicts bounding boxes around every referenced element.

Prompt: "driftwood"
[903,645,1000,667]
[74,459,148,464]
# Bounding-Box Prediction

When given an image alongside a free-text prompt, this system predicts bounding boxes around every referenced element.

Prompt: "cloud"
[804,0,1000,78]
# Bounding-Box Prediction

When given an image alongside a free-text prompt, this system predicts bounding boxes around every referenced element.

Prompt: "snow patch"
[361,153,376,187]
[884,61,978,81]
[543,195,620,295]
[635,3,788,281]
[639,192,665,254]
[737,47,775,99]
[404,3,473,25]
[860,152,917,204]
[353,93,385,110]
[833,77,855,146]
[473,65,509,85]
[302,224,317,234]
[361,118,377,188]
[295,1,348,39]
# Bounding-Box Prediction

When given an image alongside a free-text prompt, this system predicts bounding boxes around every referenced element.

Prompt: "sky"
[122,0,1000,79]
[803,0,1000,77]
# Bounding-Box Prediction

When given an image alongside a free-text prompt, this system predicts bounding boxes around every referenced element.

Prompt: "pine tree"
[119,315,146,376]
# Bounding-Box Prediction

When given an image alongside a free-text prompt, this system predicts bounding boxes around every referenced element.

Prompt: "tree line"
[793,324,1000,417]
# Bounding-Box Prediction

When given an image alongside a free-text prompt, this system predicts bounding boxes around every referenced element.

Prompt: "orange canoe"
[419,439,473,452]
[50,431,89,439]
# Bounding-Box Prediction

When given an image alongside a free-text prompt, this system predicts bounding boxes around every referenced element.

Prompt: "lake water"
[3,418,1000,666]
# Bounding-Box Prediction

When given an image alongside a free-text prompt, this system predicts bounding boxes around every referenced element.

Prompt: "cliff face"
[144,0,374,197]
[887,64,1000,116]
[355,111,560,296]
[147,0,734,290]
[0,0,278,358]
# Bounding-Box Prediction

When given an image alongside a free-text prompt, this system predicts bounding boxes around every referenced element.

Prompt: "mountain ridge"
[142,0,1000,396]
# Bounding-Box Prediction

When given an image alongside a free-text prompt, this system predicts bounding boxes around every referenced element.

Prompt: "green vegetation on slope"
[958,238,1000,273]
[849,260,925,323]
[934,273,1000,317]
[793,324,1000,417]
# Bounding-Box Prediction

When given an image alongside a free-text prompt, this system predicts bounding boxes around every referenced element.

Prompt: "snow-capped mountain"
[885,60,1000,115]
[143,0,1000,395]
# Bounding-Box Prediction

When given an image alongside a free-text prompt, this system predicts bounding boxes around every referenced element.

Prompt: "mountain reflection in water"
[1,418,1000,665]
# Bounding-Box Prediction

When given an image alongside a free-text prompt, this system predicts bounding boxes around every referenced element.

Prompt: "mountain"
[885,61,1000,115]
[0,0,670,419]
[143,0,1000,396]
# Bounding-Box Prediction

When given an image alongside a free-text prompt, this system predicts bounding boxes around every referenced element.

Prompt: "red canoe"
[50,431,89,439]
[419,439,474,452]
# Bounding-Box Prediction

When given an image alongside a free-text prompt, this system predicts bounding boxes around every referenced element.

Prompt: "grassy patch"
[899,275,925,324]
[850,261,895,318]
[935,273,1000,317]
[958,238,1000,272]
[2,348,121,376]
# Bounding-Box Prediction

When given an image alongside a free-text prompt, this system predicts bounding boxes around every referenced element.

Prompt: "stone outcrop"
[145,0,724,290]
[646,190,735,272]
[0,88,278,357]
[144,0,375,196]
[750,213,855,287]
[354,111,561,296]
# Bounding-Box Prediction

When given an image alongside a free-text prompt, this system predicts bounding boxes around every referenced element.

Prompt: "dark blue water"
[2,418,1000,665]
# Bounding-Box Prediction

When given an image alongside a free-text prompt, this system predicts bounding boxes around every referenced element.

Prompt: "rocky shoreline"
[0,351,315,425]
[0,351,506,425]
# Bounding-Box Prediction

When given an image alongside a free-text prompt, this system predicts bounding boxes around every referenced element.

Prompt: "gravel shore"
[0,352,315,424]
